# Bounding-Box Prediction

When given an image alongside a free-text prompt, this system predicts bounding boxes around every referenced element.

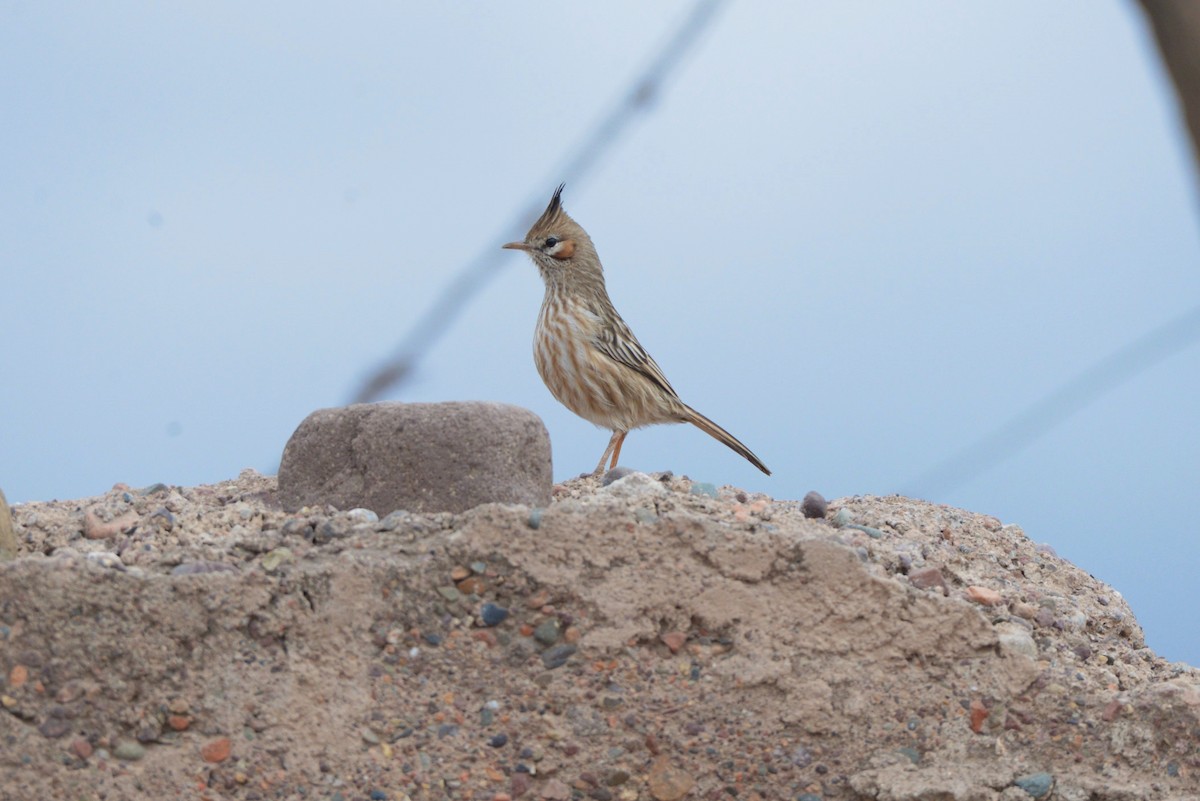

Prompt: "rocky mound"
[1,470,1197,800]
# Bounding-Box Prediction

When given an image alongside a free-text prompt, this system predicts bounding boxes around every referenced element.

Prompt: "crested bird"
[502,185,770,477]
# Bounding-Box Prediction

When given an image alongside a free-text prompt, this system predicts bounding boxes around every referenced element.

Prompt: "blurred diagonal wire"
[350,0,727,404]
[904,303,1200,498]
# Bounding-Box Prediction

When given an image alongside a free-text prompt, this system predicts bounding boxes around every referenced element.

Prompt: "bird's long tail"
[683,405,771,476]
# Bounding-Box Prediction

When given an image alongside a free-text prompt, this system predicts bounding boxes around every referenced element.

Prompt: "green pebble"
[689,482,718,498]
[261,548,293,572]
[1013,772,1054,799]
[113,741,145,761]
[470,561,487,574]
[527,508,544,529]
[830,508,853,527]
[437,586,461,602]
[897,747,920,764]
[533,619,561,645]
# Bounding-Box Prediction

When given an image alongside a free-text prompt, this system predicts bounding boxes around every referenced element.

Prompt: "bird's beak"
[502,241,531,252]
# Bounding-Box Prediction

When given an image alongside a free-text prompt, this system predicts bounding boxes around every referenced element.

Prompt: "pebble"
[114,741,146,761]
[149,507,176,531]
[634,507,658,524]
[969,699,988,733]
[470,560,487,574]
[527,508,544,529]
[830,508,853,528]
[369,791,387,801]
[457,575,486,595]
[660,632,687,654]
[605,770,631,787]
[908,567,947,595]
[601,466,636,486]
[1013,772,1054,798]
[966,586,1003,606]
[489,733,509,748]
[451,565,471,581]
[534,619,561,645]
[38,718,70,739]
[541,644,577,669]
[9,664,28,688]
[897,747,920,764]
[646,756,694,801]
[437,586,461,603]
[995,623,1038,660]
[83,507,139,540]
[481,603,509,627]
[689,482,717,498]
[345,507,378,525]
[376,510,408,531]
[800,491,827,519]
[260,549,293,573]
[71,738,93,759]
[200,737,232,763]
[845,523,884,539]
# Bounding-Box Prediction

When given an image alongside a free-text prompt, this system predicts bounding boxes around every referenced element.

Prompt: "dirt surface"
[2,470,1197,801]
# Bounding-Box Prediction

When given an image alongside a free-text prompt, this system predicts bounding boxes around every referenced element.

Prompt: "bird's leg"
[592,430,625,476]
[608,431,628,471]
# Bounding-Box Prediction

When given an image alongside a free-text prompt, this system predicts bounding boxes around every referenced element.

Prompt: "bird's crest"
[535,183,567,229]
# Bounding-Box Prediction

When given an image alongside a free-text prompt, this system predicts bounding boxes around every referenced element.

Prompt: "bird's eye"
[544,237,559,248]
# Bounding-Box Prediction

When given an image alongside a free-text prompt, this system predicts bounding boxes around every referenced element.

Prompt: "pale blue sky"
[3,2,1198,665]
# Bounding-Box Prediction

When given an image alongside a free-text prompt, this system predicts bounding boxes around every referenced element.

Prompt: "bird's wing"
[593,315,680,400]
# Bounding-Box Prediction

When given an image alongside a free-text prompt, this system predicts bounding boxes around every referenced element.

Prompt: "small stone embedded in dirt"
[801,490,828,519]
[969,698,989,733]
[277,401,552,514]
[534,619,560,645]
[38,717,70,739]
[601,465,636,486]
[481,603,509,626]
[689,481,717,498]
[541,644,577,669]
[966,585,1003,606]
[200,737,232,763]
[647,756,695,801]
[908,566,948,594]
[114,741,146,761]
[1014,772,1055,798]
[661,631,687,654]
[83,507,138,539]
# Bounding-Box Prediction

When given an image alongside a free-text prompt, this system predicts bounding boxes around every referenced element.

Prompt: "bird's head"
[503,185,601,286]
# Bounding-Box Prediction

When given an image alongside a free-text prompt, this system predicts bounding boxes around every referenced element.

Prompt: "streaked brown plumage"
[503,185,770,477]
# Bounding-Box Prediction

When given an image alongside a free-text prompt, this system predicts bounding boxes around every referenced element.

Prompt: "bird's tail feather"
[683,405,771,476]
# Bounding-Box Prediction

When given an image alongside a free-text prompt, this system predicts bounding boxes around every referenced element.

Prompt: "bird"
[502,185,771,477]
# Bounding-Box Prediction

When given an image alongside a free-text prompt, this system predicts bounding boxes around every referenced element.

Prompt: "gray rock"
[278,402,552,514]
[801,490,828,519]
[0,488,16,560]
